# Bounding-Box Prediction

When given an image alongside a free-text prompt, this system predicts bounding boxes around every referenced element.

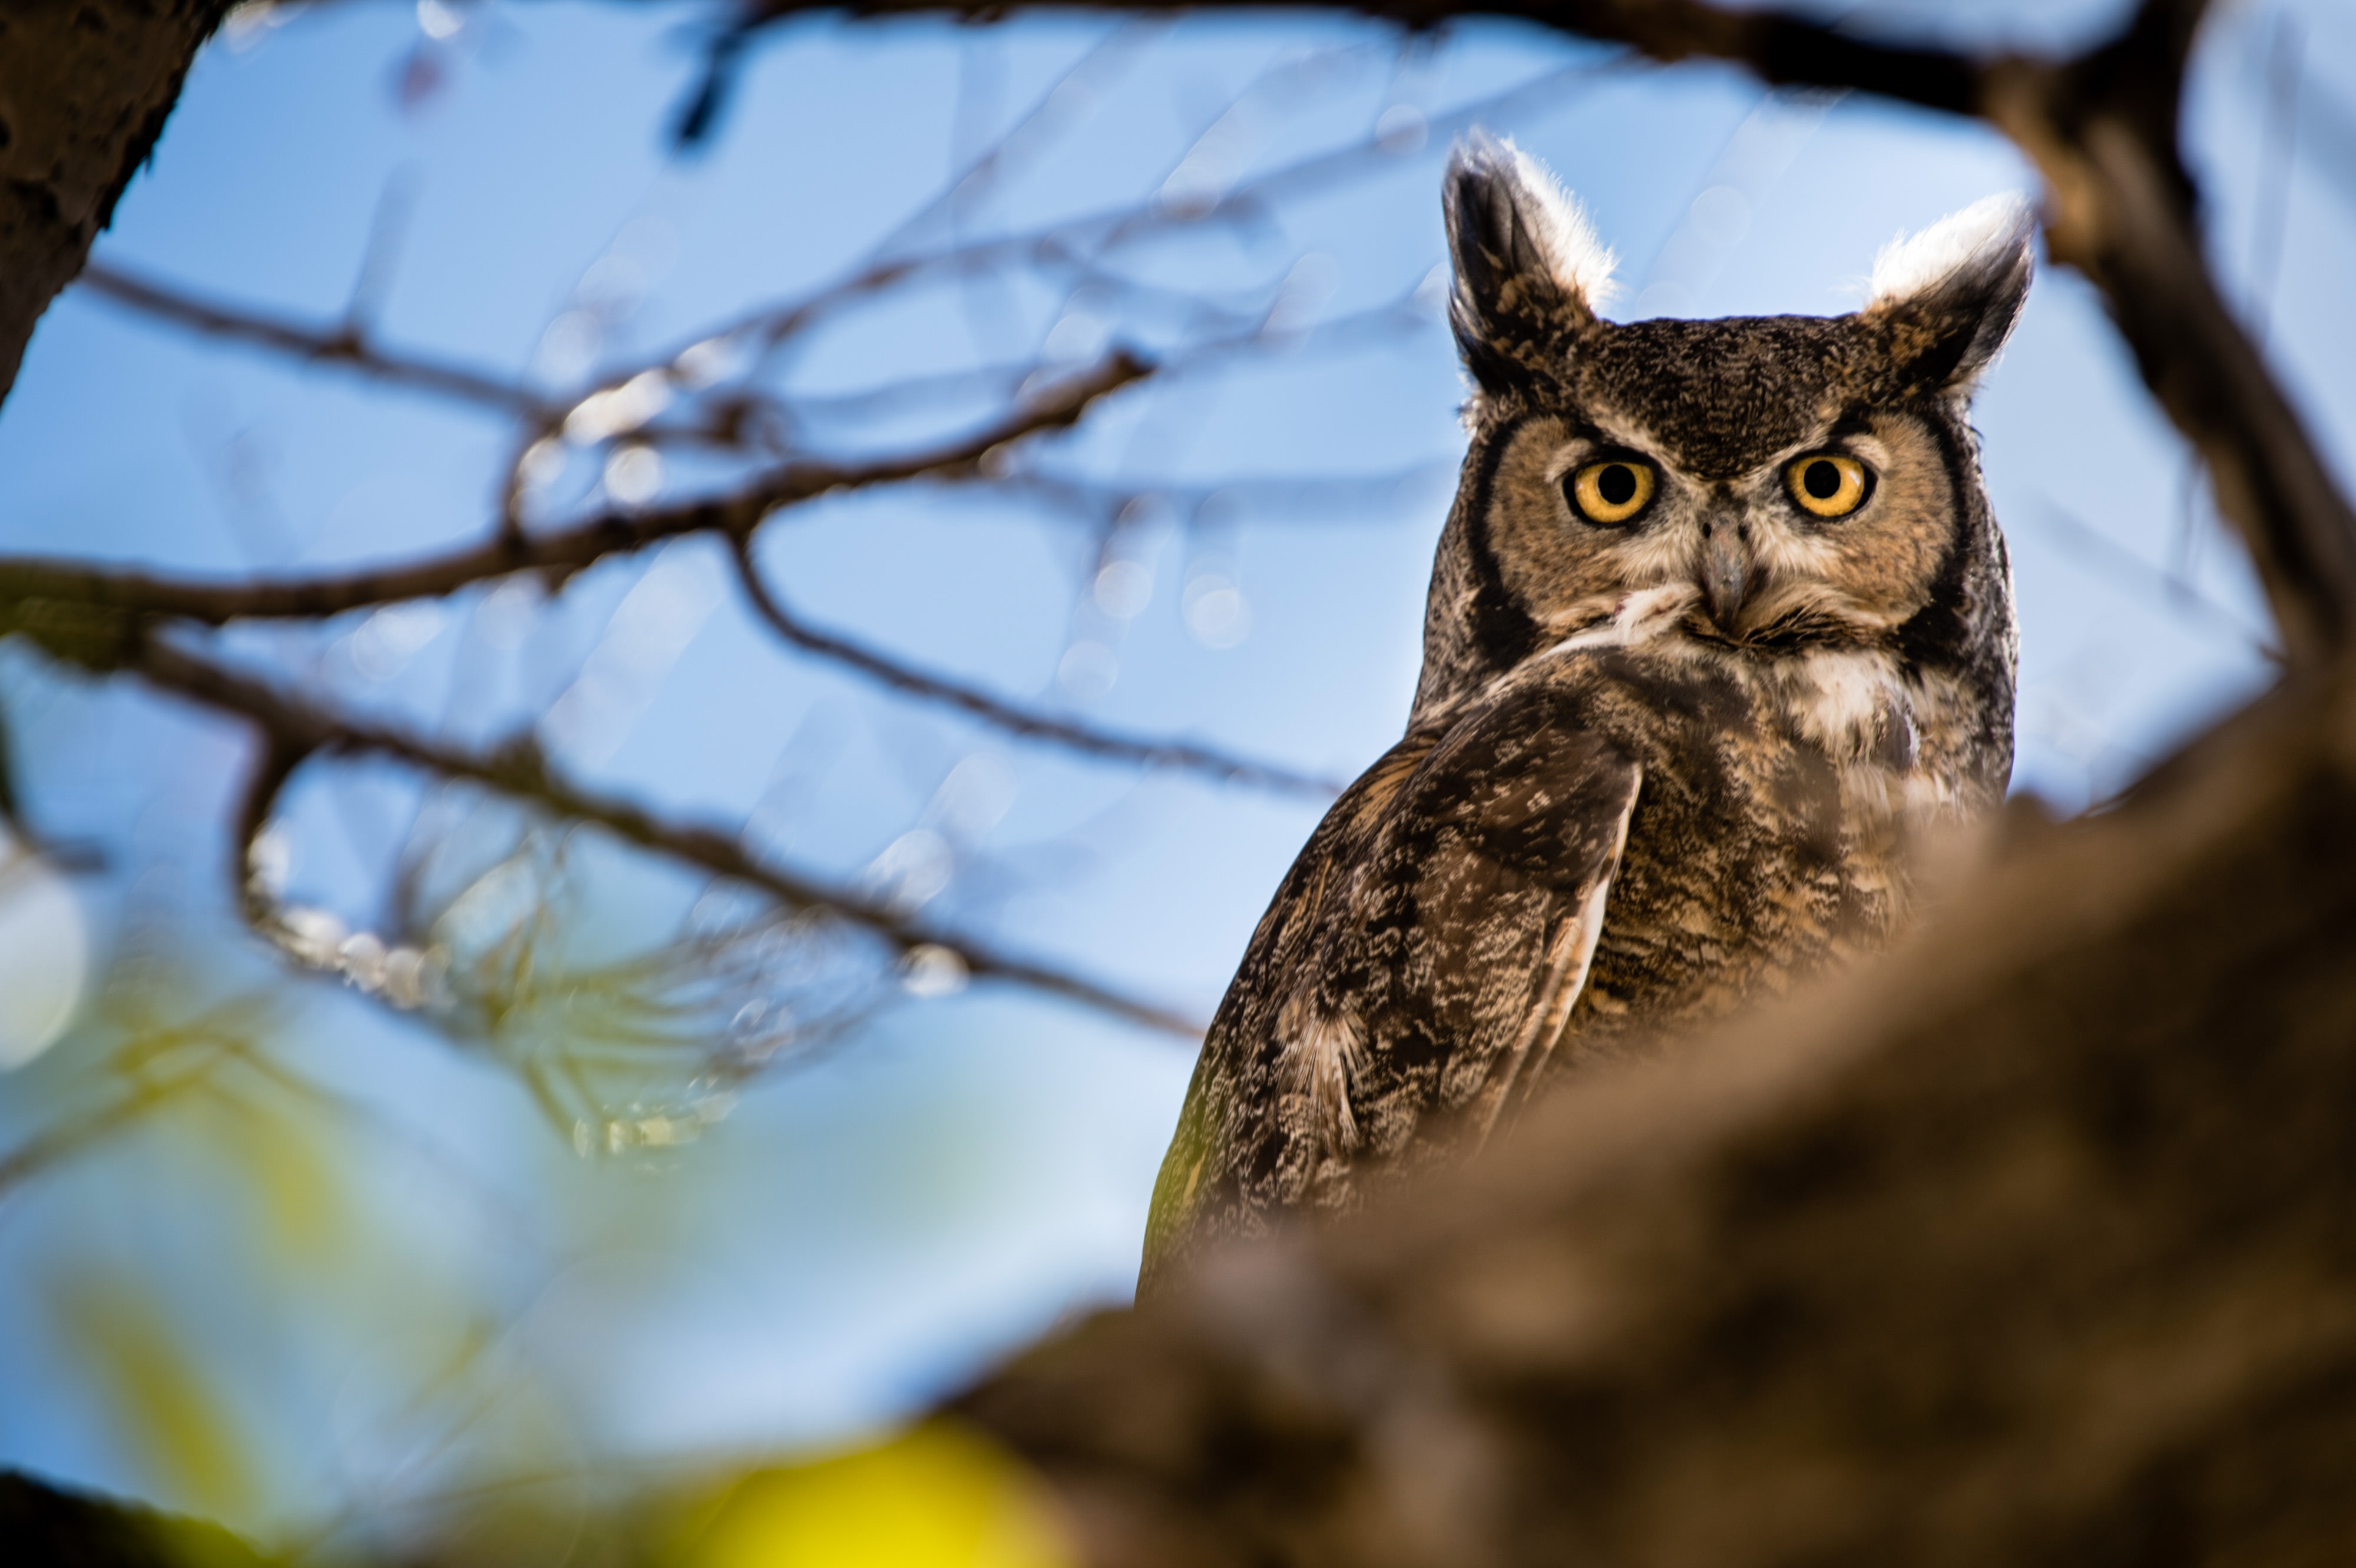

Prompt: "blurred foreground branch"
[965,646,2356,1567]
[0,1471,272,1568]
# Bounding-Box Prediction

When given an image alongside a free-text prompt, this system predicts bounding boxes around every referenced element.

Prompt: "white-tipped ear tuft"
[1869,192,2035,309]
[1865,191,2036,394]
[1444,133,1617,392]
[1485,137,1620,312]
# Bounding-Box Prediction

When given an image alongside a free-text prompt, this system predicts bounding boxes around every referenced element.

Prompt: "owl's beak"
[1698,522,1757,634]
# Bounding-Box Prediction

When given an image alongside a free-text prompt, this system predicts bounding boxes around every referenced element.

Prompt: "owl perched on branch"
[1142,137,2033,1292]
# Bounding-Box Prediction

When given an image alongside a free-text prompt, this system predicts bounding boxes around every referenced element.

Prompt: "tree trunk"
[0,0,229,408]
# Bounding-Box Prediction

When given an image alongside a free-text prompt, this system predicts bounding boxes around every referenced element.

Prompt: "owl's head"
[1415,135,2033,786]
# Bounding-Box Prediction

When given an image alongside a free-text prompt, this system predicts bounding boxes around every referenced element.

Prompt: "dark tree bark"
[0,1470,275,1567]
[0,0,231,408]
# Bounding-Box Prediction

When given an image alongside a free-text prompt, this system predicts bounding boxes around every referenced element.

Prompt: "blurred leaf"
[54,1275,262,1524]
[1,958,278,1209]
[676,1423,1077,1568]
[201,1075,345,1268]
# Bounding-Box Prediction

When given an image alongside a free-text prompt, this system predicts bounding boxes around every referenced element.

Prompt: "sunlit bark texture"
[0,0,229,407]
[962,661,2356,1566]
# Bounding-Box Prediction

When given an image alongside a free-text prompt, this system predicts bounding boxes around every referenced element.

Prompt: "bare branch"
[0,342,1355,805]
[729,0,1978,113]
[2032,501,2276,655]
[0,349,1153,626]
[730,536,1344,797]
[866,20,1167,260]
[79,260,558,421]
[682,55,1619,372]
[1985,16,2356,664]
[115,635,1203,1040]
[230,730,314,928]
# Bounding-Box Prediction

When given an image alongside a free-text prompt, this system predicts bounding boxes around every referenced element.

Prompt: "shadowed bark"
[0,1470,276,1567]
[0,0,231,408]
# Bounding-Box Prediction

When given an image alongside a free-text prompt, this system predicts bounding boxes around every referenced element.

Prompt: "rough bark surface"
[960,663,2356,1567]
[0,0,230,408]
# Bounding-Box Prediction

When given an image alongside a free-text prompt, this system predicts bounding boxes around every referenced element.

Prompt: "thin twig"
[2245,9,2302,348]
[80,261,557,421]
[231,733,315,926]
[2034,501,2278,656]
[680,54,1623,371]
[868,20,1165,260]
[729,535,1344,796]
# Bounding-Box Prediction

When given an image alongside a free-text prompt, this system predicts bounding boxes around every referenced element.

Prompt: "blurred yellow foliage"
[200,1073,346,1268]
[680,1422,1077,1568]
[55,1275,260,1524]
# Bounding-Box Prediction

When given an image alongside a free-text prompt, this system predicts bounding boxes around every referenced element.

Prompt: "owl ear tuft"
[1865,193,2037,395]
[1445,134,1617,394]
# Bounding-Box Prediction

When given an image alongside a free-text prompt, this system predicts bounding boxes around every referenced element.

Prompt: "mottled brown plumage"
[1142,137,2034,1292]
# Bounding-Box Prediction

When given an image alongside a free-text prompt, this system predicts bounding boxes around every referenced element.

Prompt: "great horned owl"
[1140,137,2033,1292]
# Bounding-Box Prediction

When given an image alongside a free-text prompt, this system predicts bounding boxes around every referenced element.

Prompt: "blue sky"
[0,0,2342,1546]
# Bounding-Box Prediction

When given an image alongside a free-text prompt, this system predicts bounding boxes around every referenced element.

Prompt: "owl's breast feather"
[1508,640,1934,1050]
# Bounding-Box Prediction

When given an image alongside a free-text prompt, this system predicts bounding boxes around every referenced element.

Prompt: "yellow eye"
[1785,454,1869,518]
[1569,460,1655,525]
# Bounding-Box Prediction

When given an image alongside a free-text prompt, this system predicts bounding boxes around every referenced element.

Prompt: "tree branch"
[0,349,1153,624]
[732,0,1976,108]
[730,538,1345,796]
[674,54,1614,375]
[1984,15,2356,663]
[0,342,1345,805]
[0,341,1345,800]
[78,260,560,421]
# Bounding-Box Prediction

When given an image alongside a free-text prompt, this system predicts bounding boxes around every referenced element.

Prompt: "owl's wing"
[1342,692,1642,1152]
[1141,686,1640,1287]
